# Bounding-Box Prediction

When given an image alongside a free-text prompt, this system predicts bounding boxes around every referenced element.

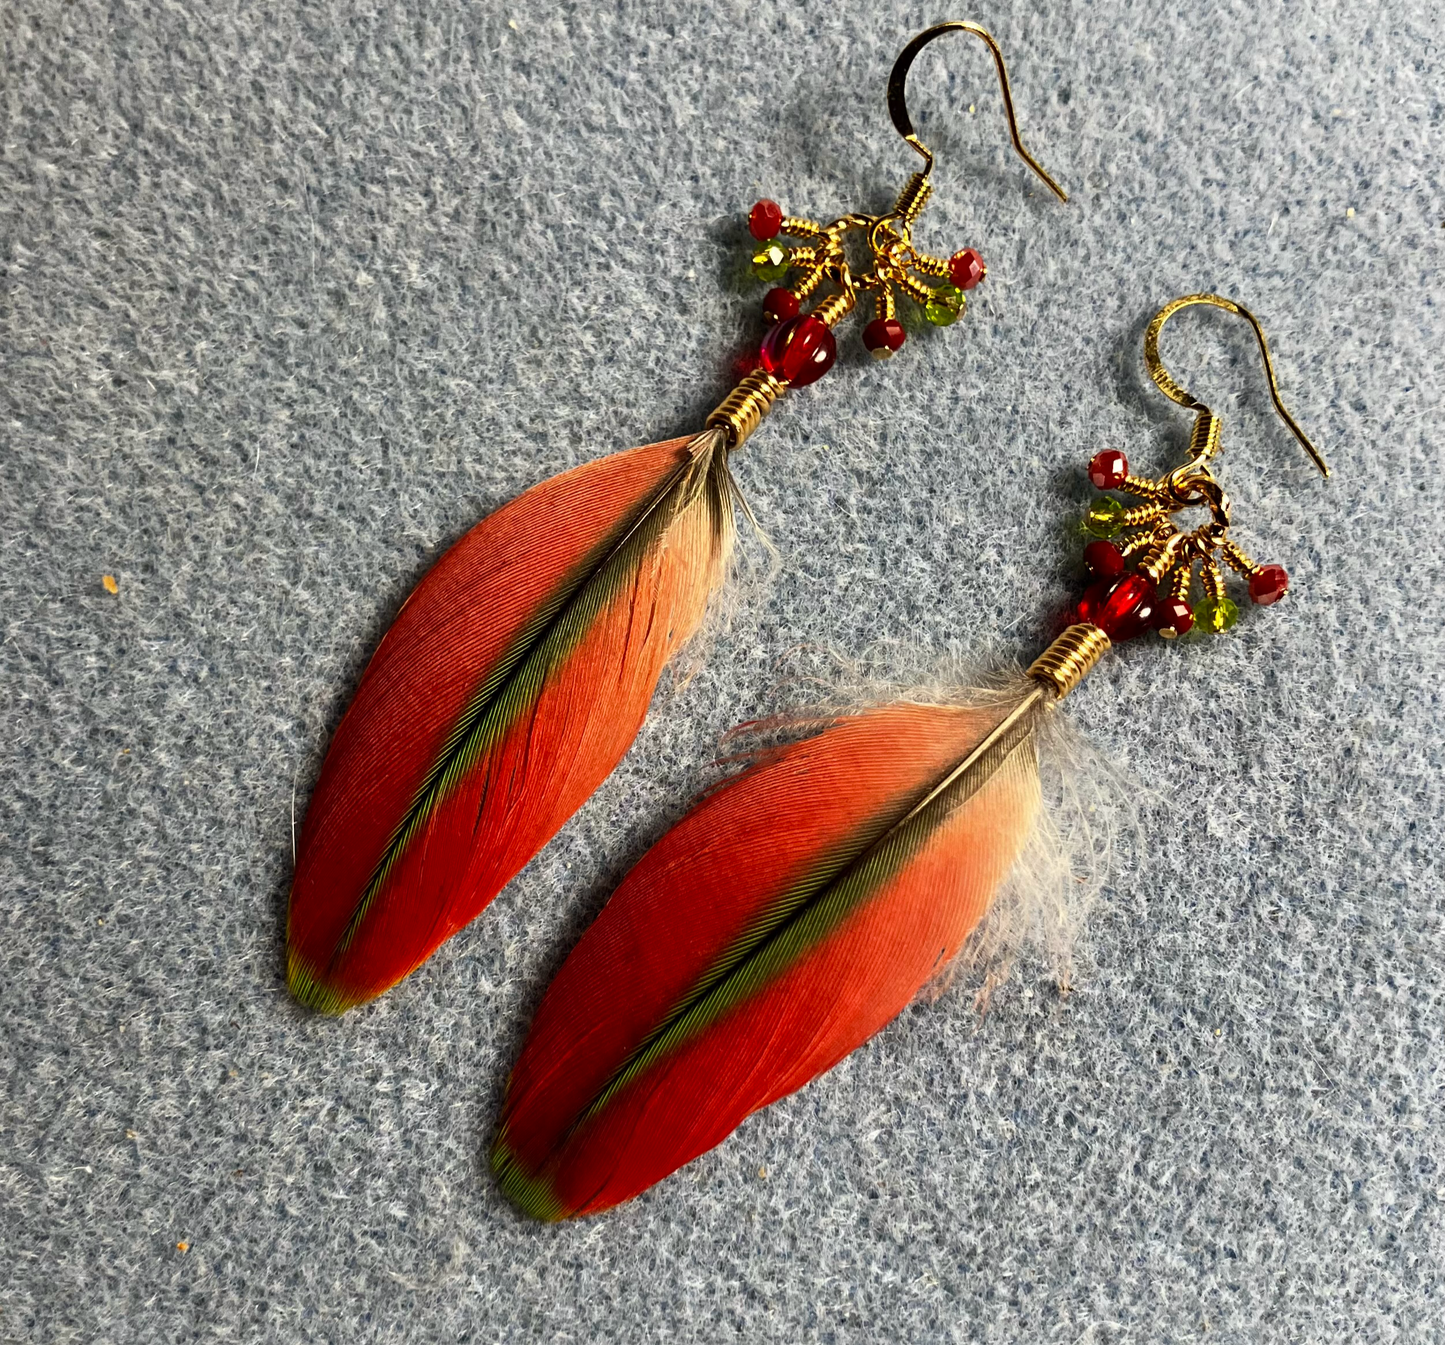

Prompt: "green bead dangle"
[923,283,964,326]
[1195,595,1239,634]
[750,242,790,283]
[1084,497,1125,538]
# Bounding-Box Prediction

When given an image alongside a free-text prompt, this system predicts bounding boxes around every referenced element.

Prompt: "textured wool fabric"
[2,0,1441,1340]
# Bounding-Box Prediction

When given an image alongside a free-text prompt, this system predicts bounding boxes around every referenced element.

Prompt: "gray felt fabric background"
[2,0,1442,1340]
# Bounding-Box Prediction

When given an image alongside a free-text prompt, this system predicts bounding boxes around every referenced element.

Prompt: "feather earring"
[288,22,1071,1014]
[492,294,1331,1219]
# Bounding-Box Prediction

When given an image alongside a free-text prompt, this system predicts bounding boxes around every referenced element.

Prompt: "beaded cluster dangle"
[746,192,990,360]
[1070,294,1330,644]
[707,21,1068,450]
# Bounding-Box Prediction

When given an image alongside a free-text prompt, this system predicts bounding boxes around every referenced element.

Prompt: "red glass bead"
[759,314,836,387]
[1156,597,1194,637]
[1249,564,1290,605]
[1074,579,1109,626]
[749,199,784,240]
[949,248,985,290]
[1088,449,1129,490]
[762,287,800,323]
[862,317,907,359]
[1083,539,1125,579]
[730,348,761,381]
[1076,573,1157,642]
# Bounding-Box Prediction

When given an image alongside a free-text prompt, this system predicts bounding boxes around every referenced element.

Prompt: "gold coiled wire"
[1187,408,1222,461]
[891,171,933,228]
[810,289,857,329]
[791,266,828,305]
[907,250,952,279]
[1027,623,1112,699]
[706,369,788,450]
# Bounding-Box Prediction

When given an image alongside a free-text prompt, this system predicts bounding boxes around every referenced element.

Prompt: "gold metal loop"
[1162,467,1231,531]
[1143,293,1330,478]
[885,21,1069,202]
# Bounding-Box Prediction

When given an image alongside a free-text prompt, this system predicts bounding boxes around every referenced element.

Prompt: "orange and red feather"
[287,436,731,1013]
[494,700,1041,1219]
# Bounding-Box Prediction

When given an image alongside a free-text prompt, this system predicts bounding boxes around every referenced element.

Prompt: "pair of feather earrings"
[286,20,1068,1014]
[286,26,1329,1220]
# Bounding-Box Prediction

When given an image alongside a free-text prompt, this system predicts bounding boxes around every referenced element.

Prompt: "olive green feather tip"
[285,946,361,1016]
[490,1133,568,1222]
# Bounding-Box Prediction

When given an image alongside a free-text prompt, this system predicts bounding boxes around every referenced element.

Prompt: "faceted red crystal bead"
[1088,449,1129,490]
[1248,564,1290,605]
[759,314,836,387]
[1076,573,1158,642]
[1083,539,1125,580]
[763,287,800,323]
[949,248,985,290]
[748,199,784,240]
[862,317,907,359]
[1156,597,1194,637]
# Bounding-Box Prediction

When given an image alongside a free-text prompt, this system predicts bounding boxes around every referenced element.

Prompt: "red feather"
[288,431,735,1013]
[493,692,1045,1219]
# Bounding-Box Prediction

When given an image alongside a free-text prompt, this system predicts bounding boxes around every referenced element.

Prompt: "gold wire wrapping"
[1220,538,1258,576]
[1200,557,1227,603]
[1027,623,1111,699]
[892,172,933,227]
[705,369,789,450]
[791,266,828,305]
[811,289,856,329]
[907,251,953,280]
[1120,474,1167,503]
[1119,503,1166,529]
[1188,409,1222,462]
[779,216,828,242]
[768,183,939,347]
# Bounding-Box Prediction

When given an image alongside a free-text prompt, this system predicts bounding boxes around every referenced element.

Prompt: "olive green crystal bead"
[924,283,964,326]
[1084,497,1125,537]
[750,242,790,283]
[1195,595,1239,633]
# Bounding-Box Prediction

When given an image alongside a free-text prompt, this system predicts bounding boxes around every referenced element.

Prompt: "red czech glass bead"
[1248,564,1290,605]
[748,199,784,240]
[949,248,985,290]
[1076,573,1158,642]
[1156,597,1194,637]
[759,314,836,387]
[762,287,800,323]
[1083,539,1125,579]
[1088,449,1129,490]
[862,317,906,359]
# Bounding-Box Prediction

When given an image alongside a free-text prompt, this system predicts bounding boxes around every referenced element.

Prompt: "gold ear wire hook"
[886,21,1069,201]
[1144,293,1330,478]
